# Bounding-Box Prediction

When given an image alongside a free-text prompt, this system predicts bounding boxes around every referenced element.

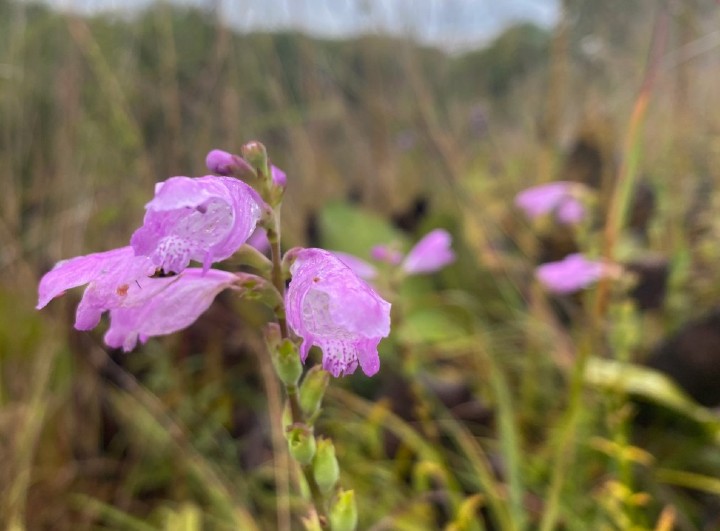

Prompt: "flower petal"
[36,246,156,330]
[536,253,607,294]
[271,165,287,187]
[286,248,391,377]
[130,176,262,273]
[402,229,455,275]
[104,268,238,351]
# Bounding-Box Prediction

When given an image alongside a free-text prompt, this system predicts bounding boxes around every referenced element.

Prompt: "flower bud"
[241,141,269,176]
[205,149,254,177]
[299,366,330,418]
[287,424,316,465]
[329,489,358,531]
[271,165,287,187]
[313,437,340,494]
[282,401,292,430]
[272,338,303,387]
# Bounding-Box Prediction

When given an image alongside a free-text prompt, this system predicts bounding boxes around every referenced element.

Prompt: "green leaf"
[398,306,470,345]
[584,357,720,440]
[318,201,407,257]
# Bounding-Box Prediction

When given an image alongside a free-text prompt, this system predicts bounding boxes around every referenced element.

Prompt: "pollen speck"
[116,284,129,296]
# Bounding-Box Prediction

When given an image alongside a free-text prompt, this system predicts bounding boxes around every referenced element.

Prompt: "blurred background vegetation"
[3,0,720,529]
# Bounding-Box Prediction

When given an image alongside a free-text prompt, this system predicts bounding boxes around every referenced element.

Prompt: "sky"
[39,0,559,51]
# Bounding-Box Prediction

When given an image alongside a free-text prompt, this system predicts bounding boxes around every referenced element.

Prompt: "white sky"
[37,0,558,51]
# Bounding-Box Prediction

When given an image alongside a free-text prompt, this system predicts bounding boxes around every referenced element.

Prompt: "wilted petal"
[402,229,455,275]
[332,251,378,280]
[105,268,238,351]
[36,246,156,330]
[286,248,391,377]
[131,175,262,273]
[536,253,608,294]
[515,181,586,225]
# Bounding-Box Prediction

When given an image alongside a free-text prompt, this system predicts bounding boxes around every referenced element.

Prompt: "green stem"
[539,335,592,531]
[268,208,330,529]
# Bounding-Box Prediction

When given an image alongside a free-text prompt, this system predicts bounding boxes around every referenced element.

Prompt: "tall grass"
[3,0,720,528]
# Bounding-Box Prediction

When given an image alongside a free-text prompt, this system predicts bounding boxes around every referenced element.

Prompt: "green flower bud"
[287,424,316,465]
[313,437,340,494]
[241,140,269,176]
[299,366,330,418]
[330,489,358,531]
[282,402,292,430]
[271,338,303,386]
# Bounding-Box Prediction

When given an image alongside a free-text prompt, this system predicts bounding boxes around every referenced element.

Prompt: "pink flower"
[36,246,156,330]
[285,248,391,377]
[104,268,238,351]
[130,175,262,273]
[515,181,586,225]
[536,253,615,294]
[37,246,238,350]
[402,229,456,274]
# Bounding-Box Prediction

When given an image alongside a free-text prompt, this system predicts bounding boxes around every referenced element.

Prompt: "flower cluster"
[37,146,391,377]
[515,181,619,295]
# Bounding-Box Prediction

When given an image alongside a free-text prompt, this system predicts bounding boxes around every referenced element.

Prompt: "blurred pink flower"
[370,245,403,265]
[332,251,378,280]
[536,253,613,294]
[286,248,391,377]
[402,229,456,274]
[515,181,586,225]
[130,175,262,273]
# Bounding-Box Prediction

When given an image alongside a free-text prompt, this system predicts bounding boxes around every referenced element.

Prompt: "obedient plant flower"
[402,228,456,274]
[36,246,239,350]
[536,253,618,294]
[37,246,156,330]
[130,175,262,273]
[286,248,391,377]
[515,181,586,225]
[104,268,238,351]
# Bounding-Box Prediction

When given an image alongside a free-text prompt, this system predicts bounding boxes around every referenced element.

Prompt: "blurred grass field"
[3,0,720,529]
